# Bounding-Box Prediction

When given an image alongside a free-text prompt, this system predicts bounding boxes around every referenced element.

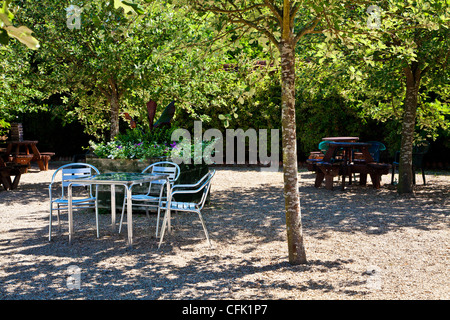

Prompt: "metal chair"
[158,170,215,248]
[48,163,100,241]
[367,141,386,162]
[118,161,180,237]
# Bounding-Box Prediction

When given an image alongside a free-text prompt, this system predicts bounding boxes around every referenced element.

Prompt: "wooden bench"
[308,151,324,160]
[307,159,392,190]
[344,162,391,189]
[13,154,34,173]
[310,160,342,190]
[35,152,55,171]
[365,162,392,189]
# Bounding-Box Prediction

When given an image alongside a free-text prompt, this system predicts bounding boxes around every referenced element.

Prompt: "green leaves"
[5,0,251,140]
[114,0,145,15]
[0,0,39,49]
[0,28,8,44]
[3,25,39,50]
[218,109,238,128]
[0,0,14,23]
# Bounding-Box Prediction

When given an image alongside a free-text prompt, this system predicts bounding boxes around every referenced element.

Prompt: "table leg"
[111,184,116,232]
[11,172,21,190]
[370,173,381,189]
[314,171,325,188]
[324,175,334,190]
[166,178,171,234]
[68,183,73,245]
[360,173,368,186]
[95,185,99,238]
[0,172,11,190]
[126,186,133,247]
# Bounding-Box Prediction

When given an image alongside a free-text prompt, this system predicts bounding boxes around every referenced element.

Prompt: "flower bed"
[86,128,214,211]
[89,140,176,160]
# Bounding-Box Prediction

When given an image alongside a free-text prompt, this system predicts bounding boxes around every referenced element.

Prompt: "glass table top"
[67,172,167,184]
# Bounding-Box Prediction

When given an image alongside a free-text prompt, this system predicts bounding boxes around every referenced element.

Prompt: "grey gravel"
[0,162,449,299]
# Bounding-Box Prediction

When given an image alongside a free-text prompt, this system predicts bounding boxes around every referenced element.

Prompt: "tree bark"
[280,37,307,265]
[398,66,420,194]
[108,77,120,140]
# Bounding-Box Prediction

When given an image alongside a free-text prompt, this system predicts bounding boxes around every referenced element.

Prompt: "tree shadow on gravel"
[297,171,449,238]
[0,181,50,206]
[1,238,361,299]
[0,167,448,299]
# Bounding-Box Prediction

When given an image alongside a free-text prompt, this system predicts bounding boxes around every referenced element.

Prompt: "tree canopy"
[0,0,39,49]
[0,0,449,265]
[12,0,255,140]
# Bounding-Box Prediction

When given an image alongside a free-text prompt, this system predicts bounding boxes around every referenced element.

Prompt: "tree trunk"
[109,77,120,140]
[280,38,307,265]
[398,66,420,194]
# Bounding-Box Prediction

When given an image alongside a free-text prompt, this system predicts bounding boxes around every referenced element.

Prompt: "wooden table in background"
[4,140,54,171]
[308,141,391,190]
[322,137,360,142]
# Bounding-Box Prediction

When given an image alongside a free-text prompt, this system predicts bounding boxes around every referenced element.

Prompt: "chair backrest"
[141,161,180,195]
[196,170,215,210]
[367,141,386,151]
[393,150,400,164]
[318,141,330,154]
[142,161,180,182]
[367,141,384,162]
[412,141,430,167]
[393,141,430,166]
[413,141,430,155]
[51,163,100,198]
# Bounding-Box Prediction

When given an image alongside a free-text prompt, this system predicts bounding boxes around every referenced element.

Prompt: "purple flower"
[170,142,177,148]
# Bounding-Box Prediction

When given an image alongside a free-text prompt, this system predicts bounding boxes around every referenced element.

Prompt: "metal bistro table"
[67,172,170,247]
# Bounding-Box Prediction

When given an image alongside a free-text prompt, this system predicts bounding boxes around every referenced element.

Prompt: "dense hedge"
[11,76,450,168]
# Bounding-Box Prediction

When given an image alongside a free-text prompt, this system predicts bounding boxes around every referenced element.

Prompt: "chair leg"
[49,204,53,241]
[95,191,99,238]
[57,204,61,232]
[155,185,165,238]
[422,167,426,185]
[145,207,159,237]
[197,211,211,247]
[158,209,212,248]
[118,197,127,233]
[155,206,161,238]
[391,165,396,185]
[158,208,169,249]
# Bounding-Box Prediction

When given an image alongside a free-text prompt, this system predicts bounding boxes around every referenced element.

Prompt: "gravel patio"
[0,163,448,300]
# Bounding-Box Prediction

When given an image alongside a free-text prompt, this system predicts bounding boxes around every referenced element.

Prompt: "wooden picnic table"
[3,140,54,171]
[307,141,391,190]
[308,137,360,160]
[322,137,360,142]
